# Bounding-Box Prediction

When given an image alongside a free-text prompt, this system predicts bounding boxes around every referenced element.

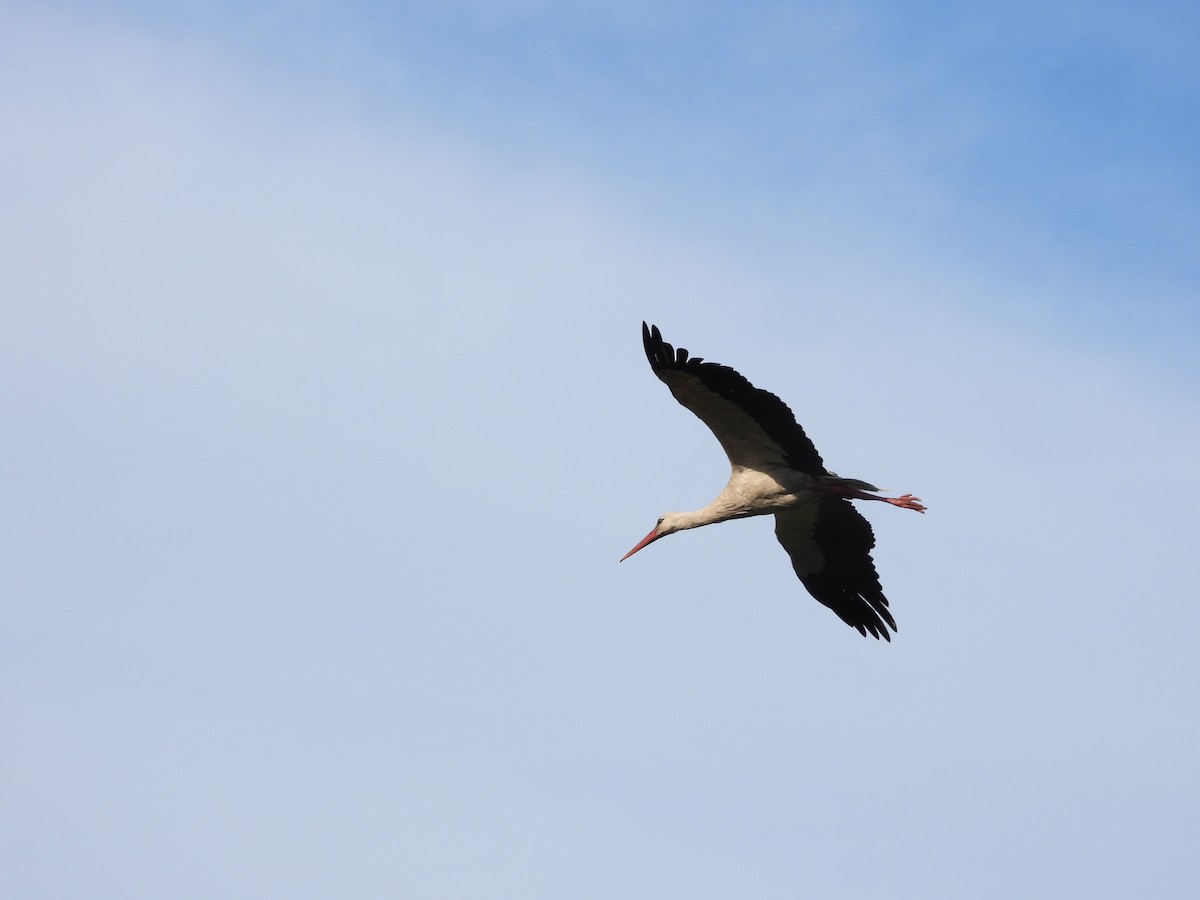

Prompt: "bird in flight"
[623,323,925,640]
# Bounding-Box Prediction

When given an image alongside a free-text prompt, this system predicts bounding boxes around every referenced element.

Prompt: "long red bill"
[620,527,661,562]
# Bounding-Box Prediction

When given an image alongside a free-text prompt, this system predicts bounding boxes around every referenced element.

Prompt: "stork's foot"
[886,494,926,513]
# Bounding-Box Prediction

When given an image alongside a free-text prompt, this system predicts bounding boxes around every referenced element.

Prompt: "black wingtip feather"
[782,500,899,641]
[802,571,898,641]
[641,322,826,477]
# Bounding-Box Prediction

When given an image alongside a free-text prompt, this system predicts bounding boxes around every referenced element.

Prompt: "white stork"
[623,323,925,641]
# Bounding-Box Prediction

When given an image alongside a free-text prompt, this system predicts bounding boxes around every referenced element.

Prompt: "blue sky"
[3,2,1199,898]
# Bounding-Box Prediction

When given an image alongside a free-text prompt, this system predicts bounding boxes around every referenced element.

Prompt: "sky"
[2,2,1199,897]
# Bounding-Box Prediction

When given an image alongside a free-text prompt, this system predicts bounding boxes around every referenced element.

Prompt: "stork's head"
[620,513,686,561]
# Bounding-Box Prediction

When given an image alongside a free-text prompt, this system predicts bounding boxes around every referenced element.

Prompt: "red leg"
[838,486,926,513]
[811,478,926,513]
[882,493,926,513]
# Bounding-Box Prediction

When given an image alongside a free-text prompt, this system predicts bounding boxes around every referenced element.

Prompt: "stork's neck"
[667,498,754,532]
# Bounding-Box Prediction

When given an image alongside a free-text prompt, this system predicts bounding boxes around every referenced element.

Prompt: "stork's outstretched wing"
[774,500,897,641]
[642,323,825,476]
